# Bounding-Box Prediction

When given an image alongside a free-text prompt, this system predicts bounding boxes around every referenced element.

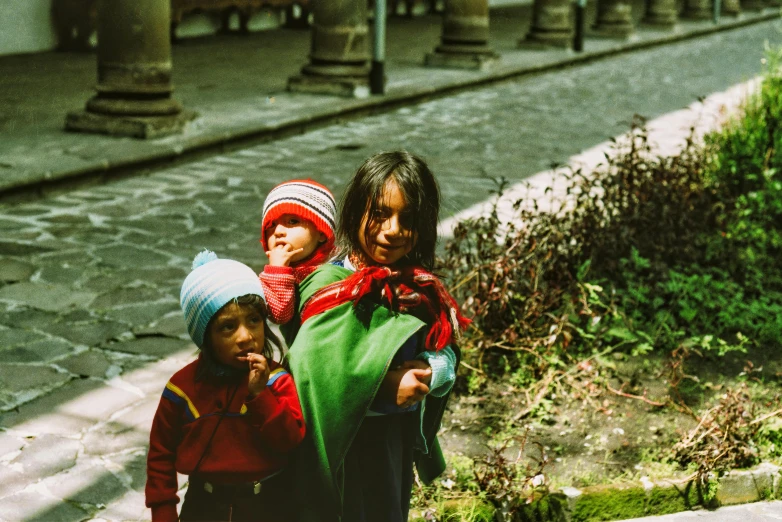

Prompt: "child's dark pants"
[179,473,289,522]
[342,412,416,522]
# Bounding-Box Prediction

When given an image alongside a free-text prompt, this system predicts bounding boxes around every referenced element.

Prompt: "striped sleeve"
[266,367,288,387]
[259,266,297,324]
[416,345,457,397]
[161,381,200,423]
[147,382,186,520]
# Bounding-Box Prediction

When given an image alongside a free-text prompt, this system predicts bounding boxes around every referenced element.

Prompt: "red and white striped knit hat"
[261,179,336,251]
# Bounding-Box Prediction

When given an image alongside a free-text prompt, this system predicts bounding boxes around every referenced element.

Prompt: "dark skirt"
[341,412,416,522]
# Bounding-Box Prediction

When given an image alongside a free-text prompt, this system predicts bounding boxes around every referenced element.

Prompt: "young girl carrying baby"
[287,150,470,522]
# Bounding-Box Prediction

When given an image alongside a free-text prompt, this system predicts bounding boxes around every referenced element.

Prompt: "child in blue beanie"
[145,250,305,522]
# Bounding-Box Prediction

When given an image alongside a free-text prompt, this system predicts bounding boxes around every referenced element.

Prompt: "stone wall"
[0,0,58,57]
[0,0,523,58]
[0,0,282,58]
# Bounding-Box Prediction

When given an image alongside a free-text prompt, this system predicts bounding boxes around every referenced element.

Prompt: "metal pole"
[371,0,387,95]
[574,0,586,51]
[713,0,721,22]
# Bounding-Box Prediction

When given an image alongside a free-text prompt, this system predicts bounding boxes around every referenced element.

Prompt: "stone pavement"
[1,17,782,522]
[0,2,779,199]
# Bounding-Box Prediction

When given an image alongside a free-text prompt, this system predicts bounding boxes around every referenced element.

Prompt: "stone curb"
[410,463,781,521]
[1,9,779,201]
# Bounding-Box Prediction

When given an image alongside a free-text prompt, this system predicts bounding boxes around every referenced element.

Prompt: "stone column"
[66,0,193,139]
[643,0,678,26]
[592,0,634,37]
[425,0,497,70]
[522,0,574,48]
[287,0,370,98]
[681,0,712,18]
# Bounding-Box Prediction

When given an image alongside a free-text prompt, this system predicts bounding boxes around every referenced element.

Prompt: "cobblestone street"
[0,21,781,520]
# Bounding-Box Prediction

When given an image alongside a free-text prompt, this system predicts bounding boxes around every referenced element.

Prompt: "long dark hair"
[197,294,282,381]
[335,150,441,270]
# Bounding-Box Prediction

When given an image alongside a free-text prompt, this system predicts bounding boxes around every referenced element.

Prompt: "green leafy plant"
[437,45,782,497]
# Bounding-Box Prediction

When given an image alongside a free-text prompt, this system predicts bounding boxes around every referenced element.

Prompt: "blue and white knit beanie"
[180,250,265,348]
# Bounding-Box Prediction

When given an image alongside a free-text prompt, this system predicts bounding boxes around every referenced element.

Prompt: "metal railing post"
[574,0,587,51]
[371,0,387,94]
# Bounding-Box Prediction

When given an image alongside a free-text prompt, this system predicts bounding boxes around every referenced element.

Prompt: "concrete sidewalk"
[0,3,778,200]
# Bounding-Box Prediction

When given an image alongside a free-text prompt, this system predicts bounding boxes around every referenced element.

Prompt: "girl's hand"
[244,353,270,398]
[383,365,431,408]
[266,244,304,267]
[400,359,432,386]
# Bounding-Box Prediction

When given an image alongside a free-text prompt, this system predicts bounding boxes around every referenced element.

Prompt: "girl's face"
[207,302,266,369]
[358,178,417,266]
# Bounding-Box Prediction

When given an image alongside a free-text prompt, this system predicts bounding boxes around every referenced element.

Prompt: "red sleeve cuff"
[263,265,295,275]
[151,502,179,522]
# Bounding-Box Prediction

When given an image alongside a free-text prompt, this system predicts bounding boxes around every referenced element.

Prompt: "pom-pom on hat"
[261,179,336,252]
[180,250,265,348]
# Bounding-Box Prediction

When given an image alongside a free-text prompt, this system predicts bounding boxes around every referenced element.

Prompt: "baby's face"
[265,214,326,263]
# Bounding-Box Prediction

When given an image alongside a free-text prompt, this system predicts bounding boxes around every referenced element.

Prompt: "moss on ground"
[570,485,647,522]
[647,481,700,515]
[516,492,568,522]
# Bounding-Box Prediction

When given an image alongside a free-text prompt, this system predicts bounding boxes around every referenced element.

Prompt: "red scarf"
[290,247,332,283]
[300,264,471,351]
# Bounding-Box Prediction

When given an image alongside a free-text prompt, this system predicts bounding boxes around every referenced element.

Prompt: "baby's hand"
[244,353,270,398]
[266,244,304,267]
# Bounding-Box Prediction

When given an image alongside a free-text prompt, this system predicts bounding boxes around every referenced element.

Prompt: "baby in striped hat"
[259,179,336,325]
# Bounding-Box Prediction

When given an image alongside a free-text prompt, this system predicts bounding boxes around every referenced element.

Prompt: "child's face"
[207,302,266,369]
[358,178,417,266]
[265,214,326,262]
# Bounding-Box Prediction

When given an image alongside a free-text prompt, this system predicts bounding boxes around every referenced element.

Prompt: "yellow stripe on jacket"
[164,381,200,420]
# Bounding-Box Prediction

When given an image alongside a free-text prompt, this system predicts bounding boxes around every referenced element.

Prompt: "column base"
[86,95,183,117]
[288,74,370,98]
[65,109,197,139]
[425,44,498,71]
[591,24,634,38]
[680,11,713,18]
[680,6,713,18]
[520,31,574,49]
[642,12,678,25]
[740,0,765,9]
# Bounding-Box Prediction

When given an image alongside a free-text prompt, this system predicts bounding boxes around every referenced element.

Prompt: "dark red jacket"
[145,358,305,522]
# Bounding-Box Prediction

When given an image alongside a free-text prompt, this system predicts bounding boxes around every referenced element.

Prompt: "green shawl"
[287,264,453,520]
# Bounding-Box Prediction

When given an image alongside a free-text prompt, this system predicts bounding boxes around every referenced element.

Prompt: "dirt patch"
[436,346,782,490]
